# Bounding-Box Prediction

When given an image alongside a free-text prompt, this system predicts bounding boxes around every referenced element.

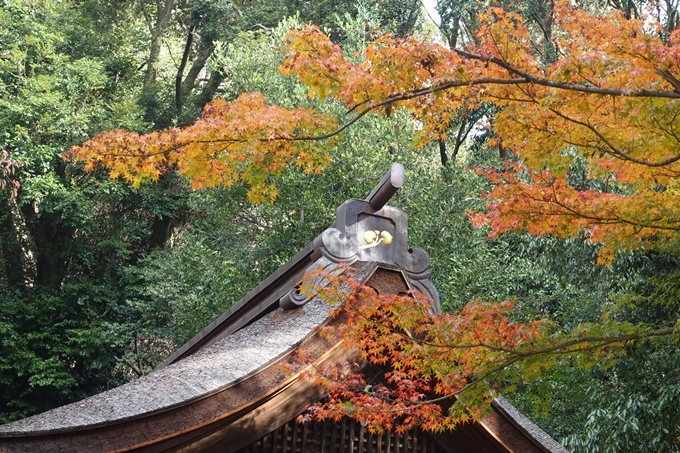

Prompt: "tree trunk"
[0,200,26,289]
[19,203,74,289]
[144,33,163,87]
[140,0,175,87]
[180,42,214,104]
[543,0,556,64]
[499,146,510,160]
[527,0,556,64]
[439,140,448,166]
[148,215,175,249]
[194,70,226,110]
[447,17,460,49]
[175,25,195,110]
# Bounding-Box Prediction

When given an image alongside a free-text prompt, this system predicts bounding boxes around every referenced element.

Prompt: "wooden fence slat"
[301,421,308,452]
[233,415,445,453]
[340,418,347,453]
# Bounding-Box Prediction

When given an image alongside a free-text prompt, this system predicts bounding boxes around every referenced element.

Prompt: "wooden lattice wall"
[236,416,446,453]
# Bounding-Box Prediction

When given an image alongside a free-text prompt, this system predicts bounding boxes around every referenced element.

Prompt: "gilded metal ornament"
[360,230,393,250]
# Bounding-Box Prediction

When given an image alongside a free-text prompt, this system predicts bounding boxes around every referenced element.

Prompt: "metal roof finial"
[365,163,404,211]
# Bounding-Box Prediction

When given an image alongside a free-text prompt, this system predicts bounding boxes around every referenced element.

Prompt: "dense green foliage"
[1,0,679,451]
[0,0,426,422]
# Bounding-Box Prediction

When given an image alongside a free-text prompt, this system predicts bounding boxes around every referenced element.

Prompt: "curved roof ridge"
[493,396,570,453]
[0,289,334,436]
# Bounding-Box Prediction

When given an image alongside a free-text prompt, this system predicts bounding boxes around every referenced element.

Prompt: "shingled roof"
[0,164,569,453]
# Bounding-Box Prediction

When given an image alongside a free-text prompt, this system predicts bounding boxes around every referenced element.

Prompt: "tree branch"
[455,49,680,99]
[341,325,679,412]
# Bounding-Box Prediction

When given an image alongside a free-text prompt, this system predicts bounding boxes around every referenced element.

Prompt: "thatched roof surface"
[493,396,570,453]
[0,277,337,436]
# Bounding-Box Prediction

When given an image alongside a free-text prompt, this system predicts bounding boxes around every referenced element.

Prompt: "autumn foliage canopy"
[69,2,680,262]
[67,0,680,430]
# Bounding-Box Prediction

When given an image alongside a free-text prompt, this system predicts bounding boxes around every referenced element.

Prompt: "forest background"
[1,0,679,451]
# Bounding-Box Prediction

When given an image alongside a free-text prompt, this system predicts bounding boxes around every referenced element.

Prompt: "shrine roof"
[0,277,332,435]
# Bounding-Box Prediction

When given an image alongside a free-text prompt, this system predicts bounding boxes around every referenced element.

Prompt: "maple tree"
[67,0,680,436]
[67,93,338,202]
[69,2,680,255]
[290,269,674,433]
